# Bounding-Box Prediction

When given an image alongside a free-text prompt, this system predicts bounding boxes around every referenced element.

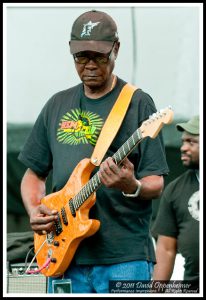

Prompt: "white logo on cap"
[81,21,100,37]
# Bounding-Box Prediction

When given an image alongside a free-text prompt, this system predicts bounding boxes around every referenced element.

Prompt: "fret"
[77,196,81,208]
[90,177,97,192]
[128,138,133,149]
[132,135,135,146]
[82,192,87,203]
[81,192,85,205]
[94,175,98,186]
[119,149,124,160]
[127,140,131,153]
[79,190,84,204]
[86,183,91,195]
[122,145,126,156]
[90,178,94,191]
[132,130,139,145]
[136,129,141,141]
[84,186,89,200]
[72,198,77,210]
[84,186,89,198]
[90,179,95,190]
[77,194,82,207]
[91,178,96,190]
[117,150,122,161]
[73,195,79,209]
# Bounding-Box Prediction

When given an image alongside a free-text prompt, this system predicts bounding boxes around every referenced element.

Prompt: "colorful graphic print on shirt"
[57,109,104,146]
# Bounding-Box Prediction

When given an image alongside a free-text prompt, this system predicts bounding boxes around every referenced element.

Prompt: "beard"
[182,159,199,170]
[181,152,199,169]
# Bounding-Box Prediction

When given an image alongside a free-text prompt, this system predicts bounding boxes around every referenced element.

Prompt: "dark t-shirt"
[152,170,199,281]
[18,77,169,265]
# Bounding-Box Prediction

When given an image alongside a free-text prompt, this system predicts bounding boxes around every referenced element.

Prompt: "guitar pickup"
[54,212,63,235]
[61,207,68,225]
[69,199,76,217]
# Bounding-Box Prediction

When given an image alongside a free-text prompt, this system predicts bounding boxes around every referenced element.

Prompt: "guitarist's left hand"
[98,157,139,194]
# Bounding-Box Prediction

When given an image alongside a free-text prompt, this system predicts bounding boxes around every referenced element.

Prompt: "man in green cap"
[152,115,199,292]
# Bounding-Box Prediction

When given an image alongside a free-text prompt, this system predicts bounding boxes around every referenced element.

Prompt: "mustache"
[181,152,191,157]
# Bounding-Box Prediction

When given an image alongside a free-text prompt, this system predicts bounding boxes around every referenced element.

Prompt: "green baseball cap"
[69,10,119,54]
[176,115,199,135]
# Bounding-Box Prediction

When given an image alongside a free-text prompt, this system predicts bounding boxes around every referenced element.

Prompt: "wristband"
[122,180,142,197]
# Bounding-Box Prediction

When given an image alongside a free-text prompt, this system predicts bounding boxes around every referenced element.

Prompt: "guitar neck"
[71,128,143,211]
[112,127,143,165]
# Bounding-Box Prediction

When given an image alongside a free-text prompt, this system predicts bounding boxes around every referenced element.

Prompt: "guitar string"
[71,129,142,210]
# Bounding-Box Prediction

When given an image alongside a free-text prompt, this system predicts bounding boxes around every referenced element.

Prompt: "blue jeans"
[47,260,154,293]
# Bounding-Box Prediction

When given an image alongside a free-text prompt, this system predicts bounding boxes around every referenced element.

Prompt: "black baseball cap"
[69,10,119,54]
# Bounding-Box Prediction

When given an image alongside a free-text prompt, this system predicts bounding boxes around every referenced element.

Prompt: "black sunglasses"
[73,43,115,65]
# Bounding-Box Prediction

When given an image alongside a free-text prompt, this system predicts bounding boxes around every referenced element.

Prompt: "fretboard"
[70,128,143,211]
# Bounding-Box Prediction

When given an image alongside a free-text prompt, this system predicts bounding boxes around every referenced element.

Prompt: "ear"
[113,42,120,59]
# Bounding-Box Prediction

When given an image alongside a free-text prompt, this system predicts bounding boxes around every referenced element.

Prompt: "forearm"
[138,175,164,200]
[20,168,58,234]
[20,168,46,216]
[153,252,176,280]
[153,236,177,280]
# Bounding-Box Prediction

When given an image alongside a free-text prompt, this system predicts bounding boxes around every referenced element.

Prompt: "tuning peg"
[160,106,172,114]
[152,113,158,120]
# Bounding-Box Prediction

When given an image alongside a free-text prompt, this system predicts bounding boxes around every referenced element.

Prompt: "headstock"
[140,106,174,139]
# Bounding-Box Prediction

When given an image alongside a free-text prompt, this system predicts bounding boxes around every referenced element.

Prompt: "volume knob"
[53,241,59,246]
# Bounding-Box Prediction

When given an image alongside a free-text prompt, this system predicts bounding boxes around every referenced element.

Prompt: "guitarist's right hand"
[30,204,58,235]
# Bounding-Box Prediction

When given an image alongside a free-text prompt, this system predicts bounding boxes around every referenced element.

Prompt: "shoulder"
[49,83,82,103]
[164,170,194,192]
[41,83,82,114]
[119,78,154,104]
[135,89,155,110]
[116,77,154,104]
[132,88,156,121]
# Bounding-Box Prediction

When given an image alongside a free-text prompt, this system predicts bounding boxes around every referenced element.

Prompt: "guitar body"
[34,158,100,277]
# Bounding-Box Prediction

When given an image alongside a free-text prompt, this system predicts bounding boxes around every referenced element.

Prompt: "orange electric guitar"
[33,106,174,277]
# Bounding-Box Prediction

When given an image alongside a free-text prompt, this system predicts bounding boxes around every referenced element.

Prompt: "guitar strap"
[90,83,138,166]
